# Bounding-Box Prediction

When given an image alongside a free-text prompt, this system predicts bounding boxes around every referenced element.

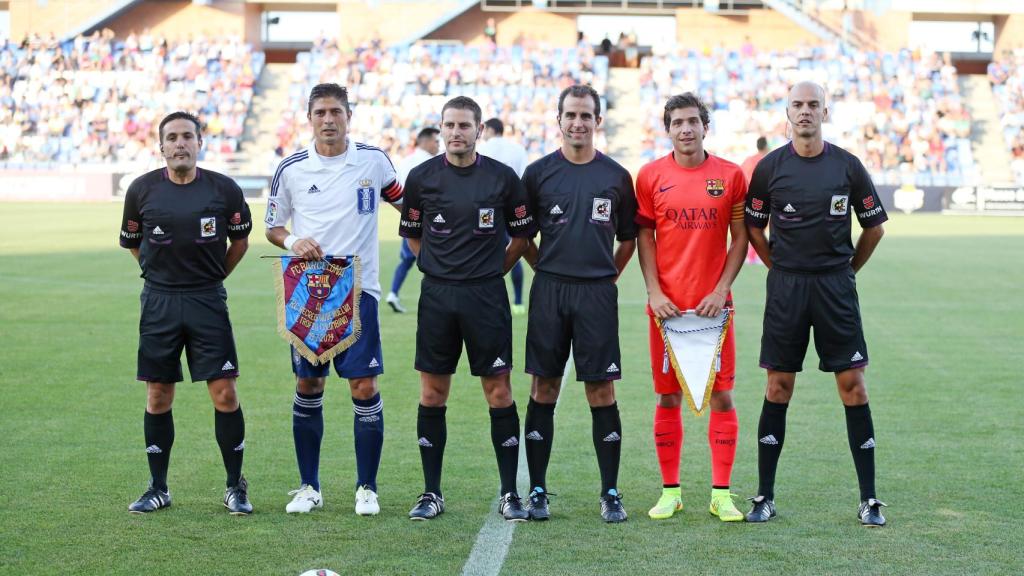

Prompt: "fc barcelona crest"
[706,179,725,198]
[306,273,332,299]
[357,179,376,215]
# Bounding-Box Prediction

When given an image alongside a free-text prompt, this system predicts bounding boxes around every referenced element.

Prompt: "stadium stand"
[0,30,263,167]
[988,51,1024,184]
[270,36,609,167]
[638,43,975,186]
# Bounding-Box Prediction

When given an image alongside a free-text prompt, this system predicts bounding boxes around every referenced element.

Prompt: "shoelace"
[288,485,314,497]
[530,490,555,504]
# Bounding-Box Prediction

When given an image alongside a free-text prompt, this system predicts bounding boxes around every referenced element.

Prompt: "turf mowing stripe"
[460,349,574,575]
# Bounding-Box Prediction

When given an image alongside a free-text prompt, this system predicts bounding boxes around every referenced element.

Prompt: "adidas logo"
[418,437,433,448]
[783,204,796,213]
[233,440,245,452]
[860,437,876,450]
[525,431,544,441]
[433,214,446,224]
[145,444,162,454]
[222,360,235,371]
[152,226,165,235]
[851,351,864,362]
[550,205,563,215]
[368,357,379,368]
[606,362,619,373]
[759,434,779,445]
[603,432,621,442]
[308,184,321,194]
[501,436,519,447]
[492,357,506,368]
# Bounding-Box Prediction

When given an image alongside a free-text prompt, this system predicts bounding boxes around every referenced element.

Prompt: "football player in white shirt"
[266,83,403,517]
[385,127,440,313]
[477,118,528,315]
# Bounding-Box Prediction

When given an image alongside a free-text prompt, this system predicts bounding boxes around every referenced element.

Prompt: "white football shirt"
[265,139,402,300]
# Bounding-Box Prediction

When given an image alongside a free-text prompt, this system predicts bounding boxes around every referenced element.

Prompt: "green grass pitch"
[1,203,1021,575]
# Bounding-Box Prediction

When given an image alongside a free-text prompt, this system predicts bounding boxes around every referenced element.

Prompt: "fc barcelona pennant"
[656,309,731,416]
[272,256,362,365]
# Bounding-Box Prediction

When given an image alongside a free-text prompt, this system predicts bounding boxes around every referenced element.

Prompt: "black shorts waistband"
[771,263,852,276]
[535,271,616,285]
[422,274,501,286]
[143,281,225,294]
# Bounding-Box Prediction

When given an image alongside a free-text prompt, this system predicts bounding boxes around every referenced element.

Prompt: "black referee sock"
[844,403,877,501]
[489,403,521,496]
[417,404,447,496]
[215,406,245,488]
[591,403,622,495]
[756,398,789,500]
[143,410,174,491]
[524,398,556,491]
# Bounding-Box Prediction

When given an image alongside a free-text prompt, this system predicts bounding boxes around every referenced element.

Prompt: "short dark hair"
[441,96,482,125]
[483,118,504,135]
[756,136,768,151]
[663,92,710,132]
[158,111,201,142]
[307,83,350,114]
[416,126,440,141]
[557,84,601,117]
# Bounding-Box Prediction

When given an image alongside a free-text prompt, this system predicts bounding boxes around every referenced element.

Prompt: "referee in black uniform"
[119,111,253,515]
[743,82,888,526]
[400,96,536,522]
[520,85,637,523]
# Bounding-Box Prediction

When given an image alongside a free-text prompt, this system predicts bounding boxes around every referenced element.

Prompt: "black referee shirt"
[399,154,535,281]
[524,150,638,280]
[119,167,253,289]
[744,142,887,273]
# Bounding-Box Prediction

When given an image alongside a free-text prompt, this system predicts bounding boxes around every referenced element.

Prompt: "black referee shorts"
[759,266,869,373]
[137,284,240,383]
[415,276,512,377]
[526,272,621,382]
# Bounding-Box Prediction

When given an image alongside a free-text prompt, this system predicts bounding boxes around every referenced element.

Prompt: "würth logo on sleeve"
[705,179,725,198]
[230,212,241,225]
[751,198,764,211]
[514,204,527,219]
[408,208,420,221]
[127,220,139,232]
[862,196,875,209]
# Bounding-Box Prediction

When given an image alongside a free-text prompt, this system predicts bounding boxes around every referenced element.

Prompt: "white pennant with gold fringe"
[656,309,731,416]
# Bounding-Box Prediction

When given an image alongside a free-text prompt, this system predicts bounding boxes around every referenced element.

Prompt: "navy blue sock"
[292,391,323,491]
[510,261,524,305]
[353,393,384,492]
[391,256,415,294]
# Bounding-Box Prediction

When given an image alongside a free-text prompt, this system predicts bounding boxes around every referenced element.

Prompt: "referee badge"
[591,198,612,222]
[200,216,216,237]
[478,208,495,229]
[706,179,725,198]
[830,195,850,216]
[357,179,376,215]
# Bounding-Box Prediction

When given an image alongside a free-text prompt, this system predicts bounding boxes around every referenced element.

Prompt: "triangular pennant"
[657,310,731,416]
[272,255,362,365]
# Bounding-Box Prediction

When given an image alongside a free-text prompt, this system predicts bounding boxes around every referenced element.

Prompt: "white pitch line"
[461,347,574,576]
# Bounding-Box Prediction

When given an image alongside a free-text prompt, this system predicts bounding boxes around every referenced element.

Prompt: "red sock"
[709,409,738,488]
[654,405,683,486]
